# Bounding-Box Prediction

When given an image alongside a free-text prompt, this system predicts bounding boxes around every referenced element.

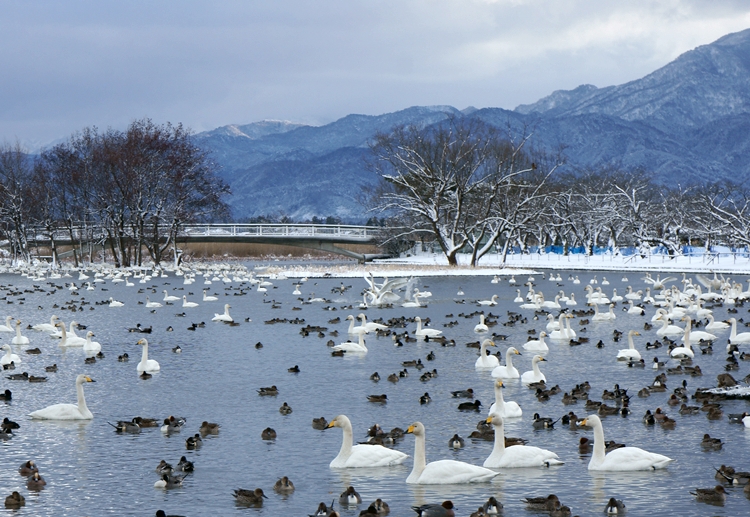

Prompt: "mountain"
[197,28,750,221]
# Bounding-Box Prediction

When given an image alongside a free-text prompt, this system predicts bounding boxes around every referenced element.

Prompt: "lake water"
[1,267,749,516]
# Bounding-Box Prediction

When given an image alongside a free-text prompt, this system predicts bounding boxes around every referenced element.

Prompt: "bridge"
[29,223,390,262]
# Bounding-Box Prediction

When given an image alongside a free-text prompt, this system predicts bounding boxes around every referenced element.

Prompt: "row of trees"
[367,117,750,266]
[0,119,229,267]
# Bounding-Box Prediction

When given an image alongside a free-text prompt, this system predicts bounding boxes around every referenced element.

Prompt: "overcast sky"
[2,1,749,149]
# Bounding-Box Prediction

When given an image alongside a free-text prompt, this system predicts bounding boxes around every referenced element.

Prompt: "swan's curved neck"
[338,420,354,460]
[76,378,89,415]
[141,343,149,364]
[505,350,515,368]
[59,325,67,345]
[591,420,606,465]
[480,341,488,355]
[731,319,737,339]
[494,386,505,411]
[628,332,636,350]
[15,324,21,338]
[348,317,355,333]
[532,359,542,375]
[492,420,506,455]
[410,432,426,480]
[684,319,691,342]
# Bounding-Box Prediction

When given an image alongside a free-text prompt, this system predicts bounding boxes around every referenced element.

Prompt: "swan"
[346,315,368,334]
[55,322,86,347]
[401,293,422,308]
[414,317,442,338]
[616,330,641,361]
[1,344,21,366]
[182,296,198,308]
[136,338,161,373]
[610,289,623,303]
[563,314,577,339]
[491,347,521,378]
[292,284,301,295]
[680,317,716,344]
[475,339,499,369]
[29,374,96,420]
[705,314,729,331]
[513,290,524,303]
[326,415,408,468]
[669,340,694,359]
[483,414,562,468]
[521,355,547,385]
[545,314,560,332]
[212,304,233,323]
[478,295,499,306]
[405,421,498,484]
[592,304,616,322]
[11,321,30,345]
[32,315,59,333]
[0,316,14,332]
[202,290,218,302]
[474,314,489,333]
[488,380,522,418]
[539,295,561,310]
[145,297,162,308]
[358,313,388,332]
[523,332,549,352]
[627,301,644,315]
[163,290,180,302]
[83,331,102,353]
[108,297,124,307]
[655,315,683,337]
[580,415,673,471]
[728,318,750,344]
[333,331,368,353]
[565,293,577,306]
[548,314,570,340]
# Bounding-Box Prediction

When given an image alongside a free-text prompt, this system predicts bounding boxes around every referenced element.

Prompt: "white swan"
[0,316,14,332]
[405,421,498,484]
[548,313,570,340]
[483,414,562,468]
[327,415,408,468]
[333,331,368,353]
[581,415,673,471]
[728,318,750,344]
[414,317,442,338]
[11,321,30,345]
[680,317,716,344]
[182,296,198,308]
[521,355,547,385]
[32,315,59,333]
[202,289,218,302]
[565,293,577,306]
[29,374,96,420]
[475,339,499,369]
[491,347,521,379]
[592,303,616,322]
[145,297,162,308]
[83,331,102,353]
[523,331,549,352]
[212,304,233,323]
[513,290,524,303]
[358,313,388,332]
[488,380,522,418]
[474,314,489,333]
[55,322,86,347]
[346,315,368,334]
[627,300,644,315]
[108,297,124,307]
[705,314,729,331]
[655,314,684,337]
[616,330,641,361]
[478,295,499,306]
[163,290,180,302]
[1,344,21,366]
[292,284,301,295]
[401,293,422,308]
[545,314,560,332]
[136,338,160,373]
[563,314,577,339]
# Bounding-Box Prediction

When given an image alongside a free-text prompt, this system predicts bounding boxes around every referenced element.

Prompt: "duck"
[182,296,199,308]
[333,331,368,354]
[449,434,465,449]
[233,488,267,505]
[27,472,46,490]
[274,476,295,494]
[363,499,390,516]
[326,415,408,468]
[405,421,498,484]
[1,344,21,366]
[483,413,563,468]
[176,456,194,472]
[4,491,25,508]
[690,485,727,504]
[29,374,95,420]
[136,338,160,373]
[616,330,642,361]
[491,347,522,379]
[261,427,277,440]
[521,355,547,385]
[411,501,455,517]
[580,414,673,470]
[525,330,551,351]
[211,304,233,323]
[475,339,499,369]
[604,498,626,514]
[339,486,362,506]
[199,421,220,435]
[488,380,522,418]
[414,317,442,338]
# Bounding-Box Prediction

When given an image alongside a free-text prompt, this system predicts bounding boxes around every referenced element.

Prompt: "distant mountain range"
[195,28,750,222]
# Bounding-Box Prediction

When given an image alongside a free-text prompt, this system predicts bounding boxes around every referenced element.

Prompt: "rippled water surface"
[1,267,749,516]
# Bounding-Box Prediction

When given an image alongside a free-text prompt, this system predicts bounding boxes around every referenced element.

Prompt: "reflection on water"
[0,268,748,516]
